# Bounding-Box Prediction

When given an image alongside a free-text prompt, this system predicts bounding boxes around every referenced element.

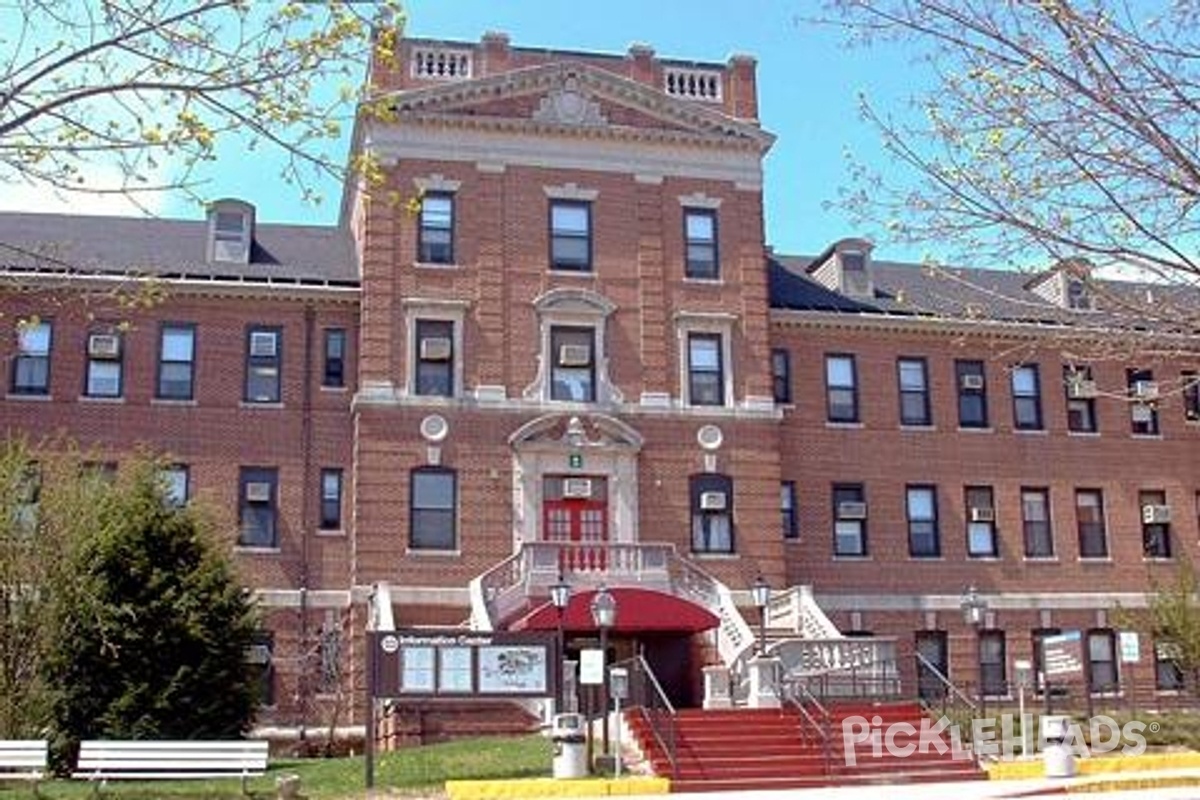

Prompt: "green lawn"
[0,735,553,799]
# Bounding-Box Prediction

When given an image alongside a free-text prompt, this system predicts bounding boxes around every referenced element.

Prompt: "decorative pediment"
[509,413,644,451]
[374,62,774,151]
[531,78,607,127]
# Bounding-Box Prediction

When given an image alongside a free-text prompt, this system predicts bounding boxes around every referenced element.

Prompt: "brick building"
[1,31,1195,735]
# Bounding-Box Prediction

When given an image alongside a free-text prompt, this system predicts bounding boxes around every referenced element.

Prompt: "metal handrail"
[914,650,978,712]
[783,677,832,776]
[614,655,677,779]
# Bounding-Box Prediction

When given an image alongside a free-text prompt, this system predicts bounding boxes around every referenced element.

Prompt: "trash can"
[1042,714,1076,778]
[551,713,588,779]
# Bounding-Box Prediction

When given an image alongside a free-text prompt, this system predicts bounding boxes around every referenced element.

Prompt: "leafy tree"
[0,0,401,213]
[1144,560,1200,695]
[825,1,1200,365]
[0,439,107,738]
[43,458,259,765]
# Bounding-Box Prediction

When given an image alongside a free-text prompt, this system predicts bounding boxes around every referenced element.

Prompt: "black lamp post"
[590,585,617,769]
[751,575,771,655]
[961,584,988,721]
[550,574,571,711]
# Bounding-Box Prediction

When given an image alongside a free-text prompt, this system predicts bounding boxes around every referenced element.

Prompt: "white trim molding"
[544,182,600,202]
[677,192,723,209]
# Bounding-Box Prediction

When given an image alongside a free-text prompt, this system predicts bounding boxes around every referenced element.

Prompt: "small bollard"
[276,772,302,799]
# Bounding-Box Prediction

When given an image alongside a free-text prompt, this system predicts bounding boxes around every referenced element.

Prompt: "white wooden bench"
[73,740,269,793]
[0,740,47,783]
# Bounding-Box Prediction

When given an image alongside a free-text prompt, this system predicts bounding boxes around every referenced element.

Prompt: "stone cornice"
[769,307,1200,347]
[0,269,360,305]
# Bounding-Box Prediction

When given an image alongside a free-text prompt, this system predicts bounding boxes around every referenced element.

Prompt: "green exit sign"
[568,453,583,469]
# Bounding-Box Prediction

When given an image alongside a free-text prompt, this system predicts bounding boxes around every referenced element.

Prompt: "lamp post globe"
[589,585,617,771]
[751,575,771,655]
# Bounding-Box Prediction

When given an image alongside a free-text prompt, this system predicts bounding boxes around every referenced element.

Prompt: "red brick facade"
[1,32,1195,734]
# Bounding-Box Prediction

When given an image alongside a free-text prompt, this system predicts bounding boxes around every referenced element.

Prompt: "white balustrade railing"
[771,637,898,676]
[765,585,842,639]
[667,553,755,668]
[663,67,723,102]
[411,47,472,80]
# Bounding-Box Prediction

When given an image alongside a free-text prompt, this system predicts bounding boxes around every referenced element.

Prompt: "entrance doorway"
[543,475,608,572]
[916,630,949,701]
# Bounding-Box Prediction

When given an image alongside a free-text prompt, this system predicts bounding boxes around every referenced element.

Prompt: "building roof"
[768,253,1198,332]
[0,212,358,287]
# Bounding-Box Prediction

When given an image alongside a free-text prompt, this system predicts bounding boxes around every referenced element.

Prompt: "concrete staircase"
[626,702,986,793]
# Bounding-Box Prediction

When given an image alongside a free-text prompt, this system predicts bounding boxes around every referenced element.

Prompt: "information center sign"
[371,629,556,699]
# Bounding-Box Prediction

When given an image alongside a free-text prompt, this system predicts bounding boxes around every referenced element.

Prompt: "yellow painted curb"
[986,751,1200,781]
[1069,775,1200,794]
[445,777,670,799]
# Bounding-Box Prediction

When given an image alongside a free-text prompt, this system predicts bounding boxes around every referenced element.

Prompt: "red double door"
[542,476,607,572]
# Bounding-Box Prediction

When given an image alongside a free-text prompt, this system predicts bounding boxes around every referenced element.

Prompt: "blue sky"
[8,1,928,260]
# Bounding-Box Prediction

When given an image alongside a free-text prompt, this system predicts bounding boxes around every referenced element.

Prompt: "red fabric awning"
[510,587,719,634]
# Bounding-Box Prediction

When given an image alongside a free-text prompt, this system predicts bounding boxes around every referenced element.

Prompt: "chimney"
[627,42,656,88]
[480,31,511,77]
[726,53,759,121]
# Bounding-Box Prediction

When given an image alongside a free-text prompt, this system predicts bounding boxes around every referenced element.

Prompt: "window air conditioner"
[1131,404,1154,423]
[562,478,592,499]
[699,491,727,511]
[1142,504,1171,525]
[960,374,985,390]
[837,501,868,519]
[244,644,272,665]
[1133,380,1159,400]
[249,331,278,358]
[970,507,995,523]
[87,333,121,359]
[420,336,452,361]
[1067,380,1097,399]
[245,481,272,503]
[558,344,592,367]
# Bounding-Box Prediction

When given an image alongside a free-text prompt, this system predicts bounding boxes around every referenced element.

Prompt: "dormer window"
[207,199,254,264]
[806,238,875,299]
[1066,276,1092,310]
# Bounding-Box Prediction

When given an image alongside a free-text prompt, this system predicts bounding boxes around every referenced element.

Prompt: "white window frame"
[402,298,468,399]
[675,311,736,409]
[524,288,620,405]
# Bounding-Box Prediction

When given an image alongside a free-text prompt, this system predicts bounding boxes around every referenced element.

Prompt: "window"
[239,467,278,548]
[687,333,725,406]
[211,207,251,264]
[690,473,734,553]
[916,630,949,702]
[245,326,282,403]
[1032,628,1065,696]
[897,357,931,426]
[1074,489,1108,558]
[956,360,988,428]
[826,354,859,423]
[158,324,196,400]
[414,319,454,397]
[1087,629,1118,693]
[12,320,51,395]
[1141,489,1172,558]
[833,483,867,556]
[1128,368,1159,435]
[683,209,718,279]
[84,330,122,398]
[979,630,1007,697]
[1011,364,1043,430]
[1065,365,1098,433]
[550,326,595,402]
[320,469,343,530]
[965,486,997,557]
[1022,487,1054,557]
[160,465,189,508]
[318,618,342,694]
[771,348,792,404]
[418,192,454,264]
[549,201,591,271]
[323,329,346,388]
[1155,640,1185,691]
[781,481,797,540]
[906,485,940,557]
[410,468,457,551]
[1184,372,1200,422]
